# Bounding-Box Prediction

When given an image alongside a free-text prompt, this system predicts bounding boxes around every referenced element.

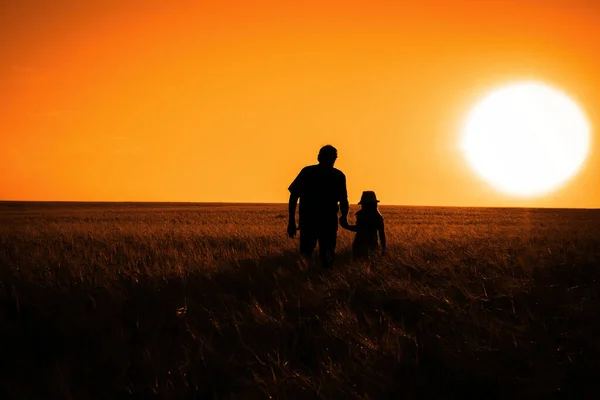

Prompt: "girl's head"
[358,191,380,209]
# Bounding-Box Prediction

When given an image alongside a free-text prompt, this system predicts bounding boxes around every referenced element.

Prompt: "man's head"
[317,145,338,167]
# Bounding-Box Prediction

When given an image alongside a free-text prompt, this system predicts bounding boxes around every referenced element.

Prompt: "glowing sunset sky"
[1,0,599,207]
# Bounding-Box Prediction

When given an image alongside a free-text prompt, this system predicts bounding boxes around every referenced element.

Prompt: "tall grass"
[1,203,599,398]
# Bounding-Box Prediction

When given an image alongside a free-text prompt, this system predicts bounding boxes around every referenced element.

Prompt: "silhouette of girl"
[340,191,386,260]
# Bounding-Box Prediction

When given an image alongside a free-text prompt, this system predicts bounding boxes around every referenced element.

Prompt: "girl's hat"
[358,191,380,204]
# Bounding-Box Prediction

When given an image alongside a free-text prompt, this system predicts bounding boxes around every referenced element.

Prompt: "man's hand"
[339,216,349,229]
[287,220,297,238]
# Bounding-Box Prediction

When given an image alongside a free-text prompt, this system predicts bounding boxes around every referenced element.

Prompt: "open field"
[1,202,599,398]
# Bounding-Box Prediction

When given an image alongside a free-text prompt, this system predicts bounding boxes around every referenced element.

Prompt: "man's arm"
[378,219,387,251]
[287,193,299,238]
[288,193,299,222]
[287,169,305,238]
[339,173,350,223]
[289,193,299,221]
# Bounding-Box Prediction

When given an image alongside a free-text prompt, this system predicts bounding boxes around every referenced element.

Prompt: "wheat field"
[1,202,599,398]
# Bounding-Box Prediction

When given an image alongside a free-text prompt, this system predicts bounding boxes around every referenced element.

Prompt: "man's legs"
[318,228,338,269]
[299,229,318,262]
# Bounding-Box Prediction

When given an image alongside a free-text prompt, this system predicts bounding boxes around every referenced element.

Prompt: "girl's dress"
[346,209,385,259]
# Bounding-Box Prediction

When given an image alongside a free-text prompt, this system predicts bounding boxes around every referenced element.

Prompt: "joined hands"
[339,216,350,230]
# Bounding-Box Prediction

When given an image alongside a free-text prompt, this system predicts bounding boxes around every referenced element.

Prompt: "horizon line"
[0,200,598,211]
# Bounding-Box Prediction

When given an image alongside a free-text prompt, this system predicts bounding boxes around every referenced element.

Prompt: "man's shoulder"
[302,164,320,172]
[300,165,345,180]
[332,167,346,178]
[295,165,318,179]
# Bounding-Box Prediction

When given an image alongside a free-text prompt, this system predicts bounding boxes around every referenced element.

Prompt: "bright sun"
[462,82,590,197]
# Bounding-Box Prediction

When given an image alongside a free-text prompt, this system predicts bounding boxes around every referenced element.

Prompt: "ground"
[1,202,599,398]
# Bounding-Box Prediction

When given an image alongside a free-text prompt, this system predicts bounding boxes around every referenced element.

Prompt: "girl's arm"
[339,217,358,232]
[343,224,358,232]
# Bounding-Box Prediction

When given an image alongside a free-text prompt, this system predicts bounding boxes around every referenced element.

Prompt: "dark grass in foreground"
[1,203,599,398]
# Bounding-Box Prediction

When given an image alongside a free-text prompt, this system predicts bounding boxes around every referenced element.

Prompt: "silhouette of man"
[287,145,349,268]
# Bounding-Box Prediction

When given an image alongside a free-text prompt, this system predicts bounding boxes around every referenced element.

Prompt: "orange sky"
[1,0,599,207]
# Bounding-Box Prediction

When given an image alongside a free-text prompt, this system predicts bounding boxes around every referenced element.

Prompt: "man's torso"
[289,165,346,230]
